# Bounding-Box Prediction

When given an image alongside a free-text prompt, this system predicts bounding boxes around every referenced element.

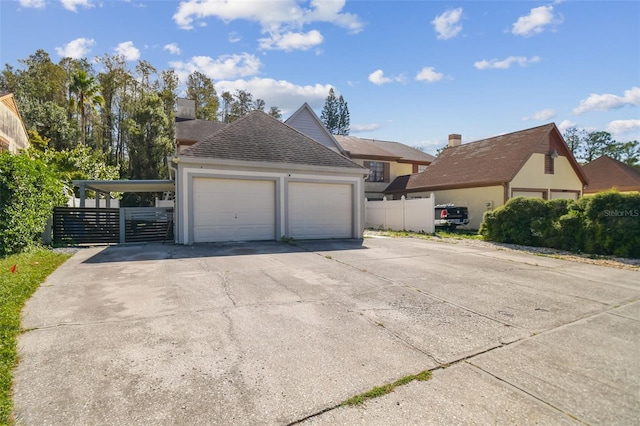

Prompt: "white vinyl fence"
[365,194,435,234]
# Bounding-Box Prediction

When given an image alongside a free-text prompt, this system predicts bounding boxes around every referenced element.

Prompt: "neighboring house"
[334,135,434,200]
[285,103,346,154]
[384,123,588,229]
[175,98,226,154]
[173,110,368,244]
[582,155,640,194]
[0,92,30,153]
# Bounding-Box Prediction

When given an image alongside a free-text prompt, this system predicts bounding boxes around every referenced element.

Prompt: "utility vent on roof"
[448,134,462,147]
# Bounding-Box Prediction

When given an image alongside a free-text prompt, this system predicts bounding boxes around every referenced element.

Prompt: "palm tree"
[70,70,104,145]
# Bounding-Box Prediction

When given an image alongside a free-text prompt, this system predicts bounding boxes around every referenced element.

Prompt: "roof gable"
[583,155,640,193]
[285,103,345,153]
[386,123,587,192]
[179,110,364,170]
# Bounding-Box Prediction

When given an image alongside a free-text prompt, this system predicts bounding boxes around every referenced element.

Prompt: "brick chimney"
[176,98,196,120]
[448,134,462,148]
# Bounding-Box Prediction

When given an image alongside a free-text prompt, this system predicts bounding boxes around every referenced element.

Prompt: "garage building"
[173,110,367,244]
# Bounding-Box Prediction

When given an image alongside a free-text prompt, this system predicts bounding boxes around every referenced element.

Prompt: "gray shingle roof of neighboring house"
[368,139,435,163]
[180,110,365,169]
[385,123,588,193]
[334,135,400,160]
[582,155,640,193]
[175,118,227,143]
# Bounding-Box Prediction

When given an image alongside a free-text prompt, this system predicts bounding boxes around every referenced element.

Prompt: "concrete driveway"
[13,237,640,425]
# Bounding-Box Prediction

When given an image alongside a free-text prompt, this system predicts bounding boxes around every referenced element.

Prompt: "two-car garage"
[174,110,367,245]
[187,175,361,244]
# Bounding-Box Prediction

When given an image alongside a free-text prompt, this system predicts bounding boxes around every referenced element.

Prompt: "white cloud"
[215,77,333,114]
[351,123,381,133]
[19,0,46,8]
[512,5,561,37]
[169,53,262,82]
[607,119,640,135]
[523,109,555,121]
[558,119,576,133]
[368,69,404,85]
[60,0,93,12]
[172,0,364,51]
[259,30,323,51]
[573,87,640,114]
[474,55,540,70]
[163,43,181,55]
[114,41,140,61]
[415,67,444,83]
[55,37,95,58]
[228,32,241,43]
[432,8,463,40]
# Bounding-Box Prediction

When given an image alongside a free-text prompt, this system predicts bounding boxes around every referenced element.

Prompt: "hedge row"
[479,192,640,259]
[0,152,67,256]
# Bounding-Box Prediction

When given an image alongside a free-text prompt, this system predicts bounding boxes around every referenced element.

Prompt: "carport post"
[79,183,86,208]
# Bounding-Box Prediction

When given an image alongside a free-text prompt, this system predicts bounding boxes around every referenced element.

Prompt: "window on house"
[364,161,389,182]
[369,161,384,182]
[417,164,428,173]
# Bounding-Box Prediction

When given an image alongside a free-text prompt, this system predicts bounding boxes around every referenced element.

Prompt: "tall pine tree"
[337,95,350,136]
[321,88,349,135]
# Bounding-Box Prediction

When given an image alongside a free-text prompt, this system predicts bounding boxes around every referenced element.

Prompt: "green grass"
[0,248,71,425]
[340,370,432,407]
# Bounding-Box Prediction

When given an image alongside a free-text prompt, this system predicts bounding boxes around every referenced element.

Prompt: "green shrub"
[0,152,66,256]
[480,192,640,258]
[480,197,550,246]
[582,191,640,258]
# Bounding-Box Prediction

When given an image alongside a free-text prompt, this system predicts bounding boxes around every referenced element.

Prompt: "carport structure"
[53,179,176,245]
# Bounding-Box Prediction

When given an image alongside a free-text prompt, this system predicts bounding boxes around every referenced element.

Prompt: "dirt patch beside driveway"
[14,238,640,425]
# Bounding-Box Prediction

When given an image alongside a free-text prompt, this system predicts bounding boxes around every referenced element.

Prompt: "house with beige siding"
[384,123,588,229]
[335,135,434,200]
[0,92,30,154]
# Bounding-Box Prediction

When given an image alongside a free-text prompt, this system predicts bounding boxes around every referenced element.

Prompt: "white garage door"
[512,190,545,199]
[192,178,275,243]
[288,182,352,239]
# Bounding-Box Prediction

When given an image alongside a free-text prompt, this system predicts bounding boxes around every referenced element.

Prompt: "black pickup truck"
[434,204,469,230]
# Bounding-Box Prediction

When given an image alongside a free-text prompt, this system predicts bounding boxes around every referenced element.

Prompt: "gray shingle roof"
[175,118,227,142]
[180,111,365,170]
[369,139,435,163]
[334,135,400,159]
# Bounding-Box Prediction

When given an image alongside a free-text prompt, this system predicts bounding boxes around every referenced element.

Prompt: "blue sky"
[1,0,639,154]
